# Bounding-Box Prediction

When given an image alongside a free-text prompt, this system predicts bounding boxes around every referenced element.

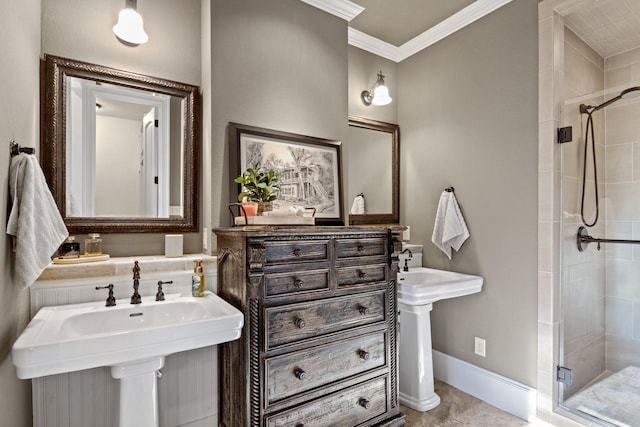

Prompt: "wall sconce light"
[361,71,392,106]
[113,0,148,47]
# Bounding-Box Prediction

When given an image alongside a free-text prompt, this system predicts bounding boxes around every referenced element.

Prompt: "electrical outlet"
[202,227,208,252]
[403,226,410,241]
[474,337,486,357]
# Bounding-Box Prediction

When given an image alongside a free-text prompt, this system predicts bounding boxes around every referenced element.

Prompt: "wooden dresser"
[214,226,406,427]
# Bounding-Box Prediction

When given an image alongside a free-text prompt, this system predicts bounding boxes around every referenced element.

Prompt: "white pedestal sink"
[12,291,243,427]
[397,267,483,412]
[111,357,164,427]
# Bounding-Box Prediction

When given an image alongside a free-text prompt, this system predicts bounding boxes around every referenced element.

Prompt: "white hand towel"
[431,191,470,260]
[6,153,68,288]
[350,194,365,215]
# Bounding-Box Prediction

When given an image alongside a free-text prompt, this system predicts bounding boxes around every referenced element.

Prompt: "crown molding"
[348,28,400,62]
[397,0,514,61]
[299,0,364,21]
[345,0,514,63]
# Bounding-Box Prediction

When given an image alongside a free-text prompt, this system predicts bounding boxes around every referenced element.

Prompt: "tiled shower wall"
[604,46,640,372]
[560,27,607,399]
[539,5,640,424]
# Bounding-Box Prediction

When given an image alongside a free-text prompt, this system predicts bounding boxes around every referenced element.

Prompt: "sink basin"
[12,291,244,380]
[397,267,484,412]
[397,267,483,305]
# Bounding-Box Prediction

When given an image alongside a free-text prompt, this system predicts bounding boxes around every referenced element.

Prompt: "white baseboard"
[432,350,537,422]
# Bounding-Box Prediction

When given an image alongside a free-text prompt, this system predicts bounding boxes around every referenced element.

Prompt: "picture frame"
[229,123,344,226]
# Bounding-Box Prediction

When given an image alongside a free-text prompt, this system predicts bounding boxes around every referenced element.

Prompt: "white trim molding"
[305,0,515,62]
[348,27,400,62]
[298,0,364,21]
[432,350,538,423]
[397,0,514,61]
[344,0,515,62]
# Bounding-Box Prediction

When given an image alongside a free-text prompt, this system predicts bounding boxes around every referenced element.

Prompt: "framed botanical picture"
[229,123,344,225]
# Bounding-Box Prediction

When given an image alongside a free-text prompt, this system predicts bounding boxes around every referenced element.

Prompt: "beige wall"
[41,0,202,256]
[208,0,348,235]
[398,0,539,387]
[42,0,201,86]
[0,1,41,425]
[348,46,398,123]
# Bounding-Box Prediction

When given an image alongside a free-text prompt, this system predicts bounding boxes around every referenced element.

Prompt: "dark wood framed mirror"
[41,54,199,233]
[347,116,400,225]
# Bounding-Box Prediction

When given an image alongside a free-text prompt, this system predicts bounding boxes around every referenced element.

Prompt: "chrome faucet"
[130,261,142,304]
[400,248,413,272]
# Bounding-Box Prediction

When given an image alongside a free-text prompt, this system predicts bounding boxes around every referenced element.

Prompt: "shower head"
[580,86,640,114]
[621,86,640,100]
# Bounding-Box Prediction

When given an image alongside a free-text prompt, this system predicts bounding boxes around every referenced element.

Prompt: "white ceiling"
[556,0,640,58]
[302,0,640,62]
[96,98,151,121]
[348,0,476,47]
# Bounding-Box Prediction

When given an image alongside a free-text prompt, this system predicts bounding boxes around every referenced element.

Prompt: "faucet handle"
[96,284,116,307]
[132,260,140,279]
[155,280,173,301]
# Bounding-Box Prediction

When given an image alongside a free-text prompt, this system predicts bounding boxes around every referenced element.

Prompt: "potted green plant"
[235,163,280,215]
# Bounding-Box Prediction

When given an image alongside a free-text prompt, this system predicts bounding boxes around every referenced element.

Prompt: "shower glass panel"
[558,8,640,426]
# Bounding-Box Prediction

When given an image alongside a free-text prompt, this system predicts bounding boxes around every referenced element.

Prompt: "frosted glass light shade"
[372,85,392,106]
[361,70,392,106]
[113,8,148,46]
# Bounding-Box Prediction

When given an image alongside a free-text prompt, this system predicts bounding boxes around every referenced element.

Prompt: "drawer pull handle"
[358,398,371,409]
[358,271,367,279]
[294,368,306,380]
[358,350,370,360]
[357,245,364,252]
[294,317,306,328]
[358,305,370,315]
[293,248,301,257]
[293,279,304,288]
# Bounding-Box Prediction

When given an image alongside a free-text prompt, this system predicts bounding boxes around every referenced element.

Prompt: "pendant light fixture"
[113,0,148,47]
[361,71,392,106]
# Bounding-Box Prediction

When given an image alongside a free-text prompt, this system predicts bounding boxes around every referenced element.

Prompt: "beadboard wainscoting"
[29,256,219,427]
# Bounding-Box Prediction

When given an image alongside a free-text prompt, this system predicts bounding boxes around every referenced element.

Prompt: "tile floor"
[564,367,640,427]
[401,380,531,426]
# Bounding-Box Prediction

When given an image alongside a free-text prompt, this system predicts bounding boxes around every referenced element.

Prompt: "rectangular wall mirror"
[41,55,200,233]
[347,116,400,225]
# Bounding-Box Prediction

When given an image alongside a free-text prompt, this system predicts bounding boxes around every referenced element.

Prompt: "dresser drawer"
[265,269,330,298]
[265,376,388,427]
[266,332,386,404]
[265,241,329,264]
[337,263,387,287]
[266,291,386,349]
[336,238,386,259]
